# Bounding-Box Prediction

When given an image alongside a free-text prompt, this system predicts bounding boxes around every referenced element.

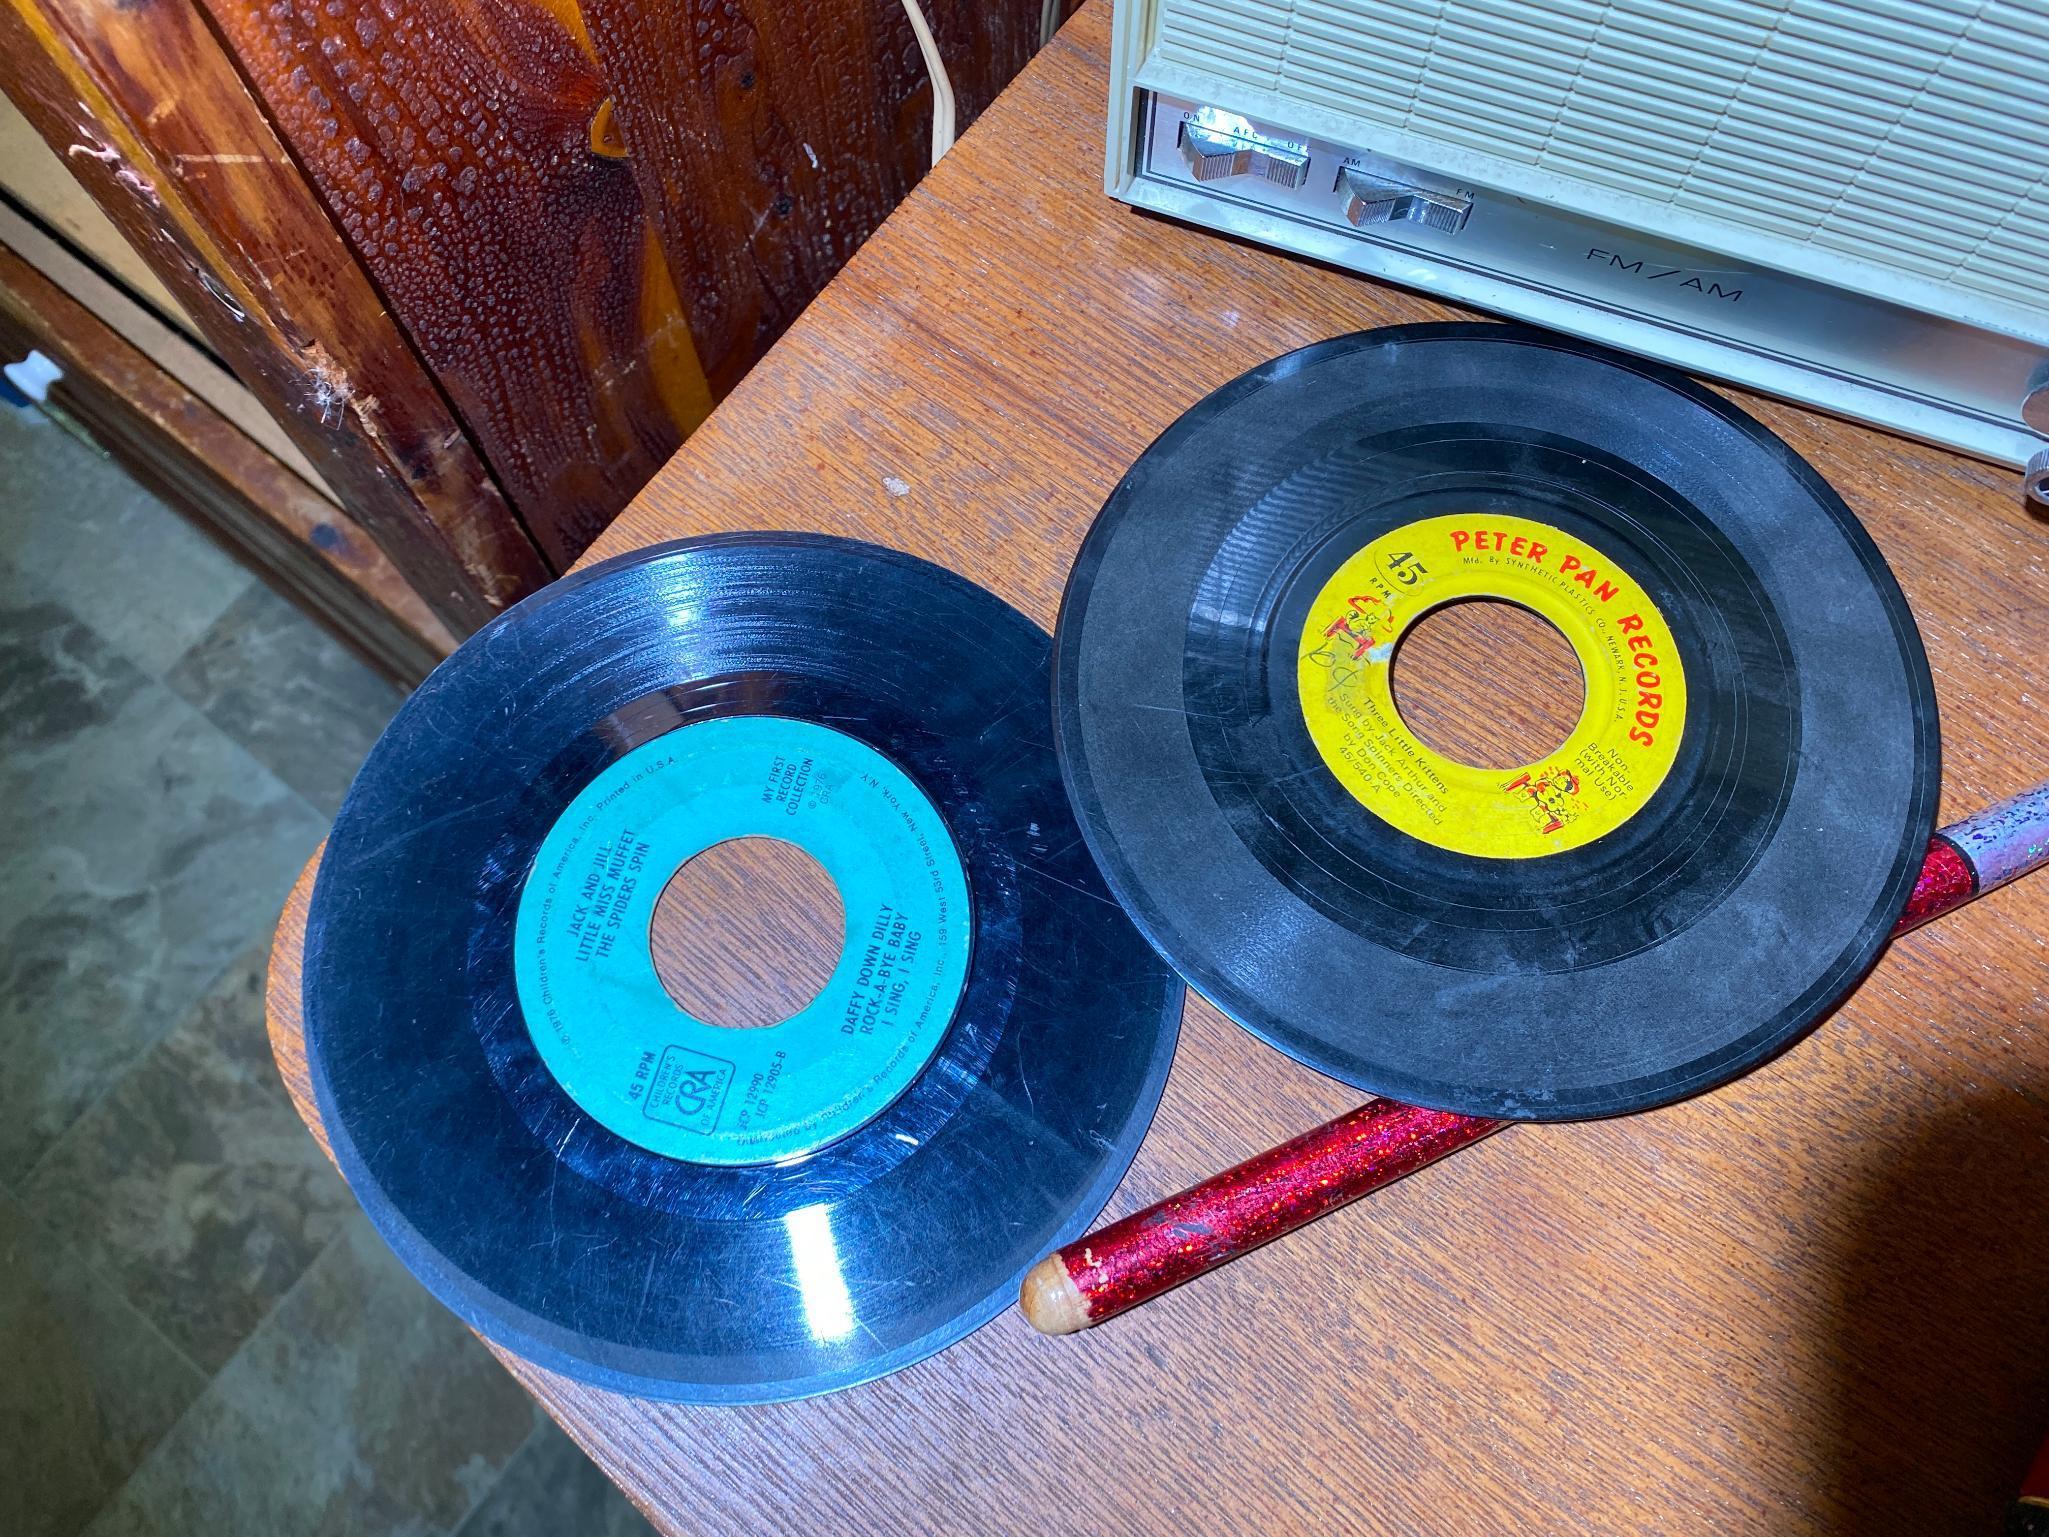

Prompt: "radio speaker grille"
[1155,0,2049,311]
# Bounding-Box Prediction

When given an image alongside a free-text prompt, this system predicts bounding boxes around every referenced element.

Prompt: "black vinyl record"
[304,534,1181,1402]
[1055,324,1936,1120]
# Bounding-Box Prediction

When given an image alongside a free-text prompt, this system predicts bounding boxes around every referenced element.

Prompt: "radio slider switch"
[1178,108,1311,189]
[1340,168,1472,234]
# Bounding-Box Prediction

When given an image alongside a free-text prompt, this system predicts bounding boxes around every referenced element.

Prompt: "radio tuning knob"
[2025,449,2049,507]
[2022,367,2049,505]
[1178,108,1311,189]
[1340,168,1472,235]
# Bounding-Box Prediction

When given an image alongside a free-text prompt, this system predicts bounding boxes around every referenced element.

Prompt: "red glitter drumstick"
[2009,1427,2049,1537]
[1020,780,2049,1336]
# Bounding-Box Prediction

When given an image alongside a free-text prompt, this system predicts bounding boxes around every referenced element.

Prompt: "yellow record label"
[1297,514,1685,859]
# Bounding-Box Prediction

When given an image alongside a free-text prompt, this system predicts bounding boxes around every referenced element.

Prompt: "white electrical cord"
[898,0,956,167]
[1040,0,1061,47]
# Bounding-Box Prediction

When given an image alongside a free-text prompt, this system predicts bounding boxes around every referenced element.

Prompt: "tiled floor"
[0,403,654,1536]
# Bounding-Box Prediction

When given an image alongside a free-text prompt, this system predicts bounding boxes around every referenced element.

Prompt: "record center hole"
[1390,599,1585,770]
[651,837,845,1029]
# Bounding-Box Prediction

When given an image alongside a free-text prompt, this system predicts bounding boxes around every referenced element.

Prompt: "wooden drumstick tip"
[1019,1251,1090,1335]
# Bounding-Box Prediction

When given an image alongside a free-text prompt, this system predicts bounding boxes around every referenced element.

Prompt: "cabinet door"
[194,0,1052,566]
[3,0,1053,617]
[1,0,549,632]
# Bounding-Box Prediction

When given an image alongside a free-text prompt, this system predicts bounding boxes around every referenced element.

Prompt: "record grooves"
[1054,324,1938,1120]
[304,534,1182,1402]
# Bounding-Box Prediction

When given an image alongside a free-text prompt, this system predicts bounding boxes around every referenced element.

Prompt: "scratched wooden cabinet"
[1,0,1054,646]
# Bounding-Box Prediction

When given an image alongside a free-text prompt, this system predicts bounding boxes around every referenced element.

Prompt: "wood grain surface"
[195,0,1048,563]
[649,837,846,1029]
[199,0,711,565]
[0,0,550,630]
[1391,600,1584,770]
[268,7,2049,1531]
[583,0,1044,403]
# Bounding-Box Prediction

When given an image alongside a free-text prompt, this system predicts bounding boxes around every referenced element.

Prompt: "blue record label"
[513,716,972,1166]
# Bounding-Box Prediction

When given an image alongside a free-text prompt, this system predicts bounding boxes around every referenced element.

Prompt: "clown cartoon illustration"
[1502,767,1583,837]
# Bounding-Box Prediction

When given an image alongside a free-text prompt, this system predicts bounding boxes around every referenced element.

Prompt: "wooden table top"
[267,7,2049,1531]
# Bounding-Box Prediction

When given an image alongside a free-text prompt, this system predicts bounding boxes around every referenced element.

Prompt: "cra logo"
[641,1045,736,1134]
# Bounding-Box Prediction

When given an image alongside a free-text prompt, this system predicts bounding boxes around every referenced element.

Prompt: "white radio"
[1105,0,2049,499]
